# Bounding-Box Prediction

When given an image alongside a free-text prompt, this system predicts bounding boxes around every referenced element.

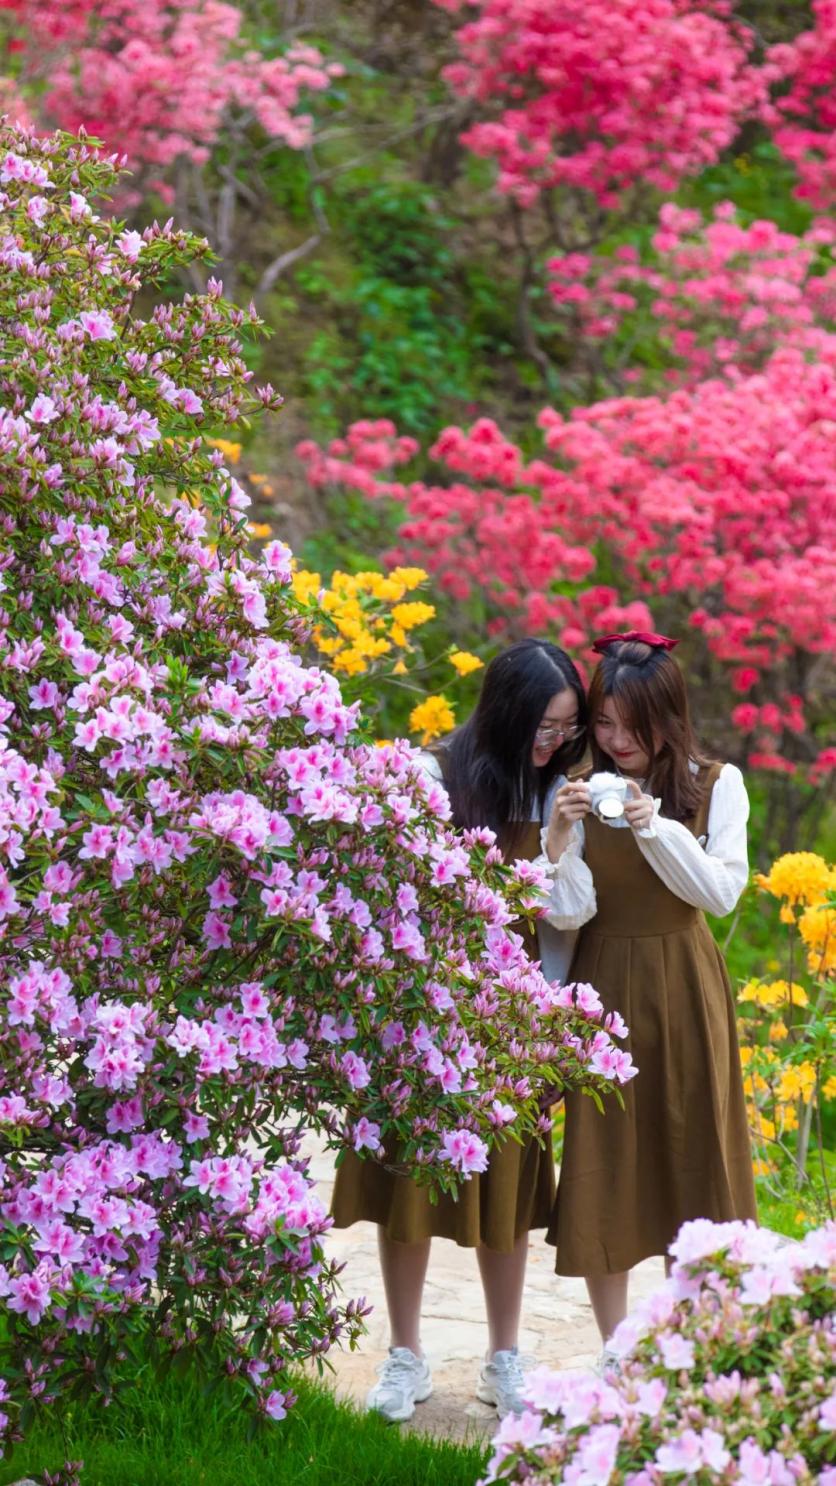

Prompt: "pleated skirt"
[331,1132,555,1253]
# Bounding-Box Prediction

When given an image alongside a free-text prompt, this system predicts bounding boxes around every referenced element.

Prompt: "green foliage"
[293,178,506,436]
[681,138,813,233]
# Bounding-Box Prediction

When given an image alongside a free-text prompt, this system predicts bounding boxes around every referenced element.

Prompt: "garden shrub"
[0,121,631,1453]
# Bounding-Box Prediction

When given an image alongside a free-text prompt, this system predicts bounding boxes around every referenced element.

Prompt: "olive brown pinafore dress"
[330,821,555,1252]
[547,763,756,1275]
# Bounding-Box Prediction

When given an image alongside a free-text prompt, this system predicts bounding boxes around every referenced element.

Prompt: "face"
[593,696,658,777]
[532,688,582,769]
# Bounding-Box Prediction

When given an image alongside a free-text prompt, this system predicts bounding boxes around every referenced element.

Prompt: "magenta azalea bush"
[0,121,634,1451]
[486,1220,835,1485]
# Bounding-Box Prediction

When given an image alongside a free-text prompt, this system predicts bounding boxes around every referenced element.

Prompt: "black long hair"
[431,638,587,844]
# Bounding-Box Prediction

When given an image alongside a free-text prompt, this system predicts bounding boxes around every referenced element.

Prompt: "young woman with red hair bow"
[541,633,756,1359]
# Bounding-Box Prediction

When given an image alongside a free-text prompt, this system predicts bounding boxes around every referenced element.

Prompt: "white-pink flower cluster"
[484,1219,835,1485]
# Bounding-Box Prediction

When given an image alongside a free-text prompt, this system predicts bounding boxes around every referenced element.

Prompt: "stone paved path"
[307,1141,666,1444]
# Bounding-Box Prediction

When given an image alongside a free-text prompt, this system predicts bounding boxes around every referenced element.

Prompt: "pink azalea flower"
[439,1128,489,1175]
[658,1333,695,1371]
[79,309,116,340]
[340,1051,371,1091]
[352,1117,382,1153]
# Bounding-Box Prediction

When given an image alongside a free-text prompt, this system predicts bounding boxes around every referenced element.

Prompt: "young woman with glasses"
[331,638,587,1423]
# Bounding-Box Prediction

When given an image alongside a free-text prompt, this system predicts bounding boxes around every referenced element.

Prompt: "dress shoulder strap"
[690,760,724,839]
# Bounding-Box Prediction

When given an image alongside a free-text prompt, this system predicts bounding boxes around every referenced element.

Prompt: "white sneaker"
[596,1346,622,1379]
[476,1347,527,1418]
[366,1347,432,1422]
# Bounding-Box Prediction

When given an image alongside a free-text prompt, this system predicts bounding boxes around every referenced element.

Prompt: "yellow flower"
[206,437,242,463]
[739,979,808,1009]
[449,650,484,677]
[389,565,428,591]
[778,1102,799,1132]
[752,1113,776,1141]
[355,570,405,602]
[822,1075,836,1101]
[752,1157,774,1177]
[768,1019,788,1042]
[757,852,835,909]
[391,601,436,632]
[312,632,342,657]
[246,522,272,539]
[798,901,835,976]
[776,1063,817,1104]
[332,648,368,677]
[409,694,455,745]
[292,570,322,605]
[335,614,364,642]
[354,632,391,660]
[390,622,407,648]
[392,660,408,676]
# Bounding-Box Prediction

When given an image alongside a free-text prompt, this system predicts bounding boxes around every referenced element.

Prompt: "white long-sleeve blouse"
[416,751,577,983]
[535,762,750,932]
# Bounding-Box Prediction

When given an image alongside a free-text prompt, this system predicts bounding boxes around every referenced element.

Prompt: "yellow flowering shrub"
[737,851,834,1226]
[289,563,486,745]
[756,852,836,909]
[292,567,432,679]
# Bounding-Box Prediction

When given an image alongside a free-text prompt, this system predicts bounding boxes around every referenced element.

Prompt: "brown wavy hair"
[587,640,710,821]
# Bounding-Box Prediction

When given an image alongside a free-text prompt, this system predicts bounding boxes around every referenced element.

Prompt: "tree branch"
[256,233,323,296]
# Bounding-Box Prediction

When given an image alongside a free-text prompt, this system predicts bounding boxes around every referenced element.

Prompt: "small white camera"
[587,771,628,822]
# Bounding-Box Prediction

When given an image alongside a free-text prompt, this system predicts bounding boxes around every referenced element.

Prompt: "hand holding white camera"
[546,779,591,860]
[586,772,655,830]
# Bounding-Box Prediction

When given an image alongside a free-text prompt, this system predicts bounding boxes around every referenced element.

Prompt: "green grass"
[0,1367,486,1486]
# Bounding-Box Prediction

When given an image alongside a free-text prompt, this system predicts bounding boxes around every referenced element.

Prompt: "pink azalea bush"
[485,1219,836,1485]
[0,120,634,1452]
[1,0,340,195]
[766,0,836,211]
[295,371,836,788]
[433,0,764,208]
[547,202,836,390]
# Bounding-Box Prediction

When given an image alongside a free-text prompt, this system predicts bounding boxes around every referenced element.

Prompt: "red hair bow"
[592,630,679,654]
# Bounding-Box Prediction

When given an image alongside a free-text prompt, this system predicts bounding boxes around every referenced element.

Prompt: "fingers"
[558,782,591,807]
[551,781,591,824]
[623,787,654,830]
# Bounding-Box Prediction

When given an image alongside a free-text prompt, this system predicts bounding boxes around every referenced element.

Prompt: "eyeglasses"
[534,722,586,743]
